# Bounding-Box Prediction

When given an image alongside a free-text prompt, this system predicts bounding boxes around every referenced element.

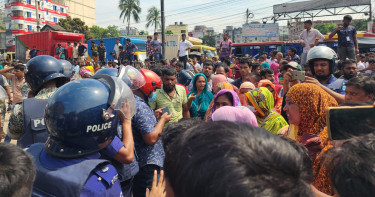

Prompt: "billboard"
[242,24,279,38]
[274,0,371,14]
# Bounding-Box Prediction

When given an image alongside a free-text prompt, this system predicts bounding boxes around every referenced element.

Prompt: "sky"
[95,0,371,33]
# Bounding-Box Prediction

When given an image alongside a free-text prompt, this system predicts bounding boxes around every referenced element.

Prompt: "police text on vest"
[86,122,112,133]
[34,119,45,128]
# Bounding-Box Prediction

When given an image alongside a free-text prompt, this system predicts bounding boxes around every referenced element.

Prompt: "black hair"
[176,61,184,68]
[304,20,312,25]
[162,66,177,77]
[252,62,261,72]
[359,54,365,58]
[91,41,95,43]
[259,56,265,60]
[181,33,186,37]
[289,47,297,54]
[341,59,357,69]
[248,72,262,82]
[100,40,104,43]
[126,38,131,42]
[14,65,25,71]
[345,76,375,98]
[239,57,252,68]
[159,59,167,66]
[150,65,163,77]
[322,133,375,197]
[343,15,352,21]
[203,60,214,68]
[216,92,234,105]
[119,46,123,50]
[145,58,151,62]
[222,58,231,66]
[0,143,36,197]
[368,58,375,64]
[170,58,178,64]
[272,50,278,56]
[147,35,152,39]
[154,32,159,35]
[262,52,268,56]
[215,63,229,73]
[260,68,274,77]
[164,121,314,197]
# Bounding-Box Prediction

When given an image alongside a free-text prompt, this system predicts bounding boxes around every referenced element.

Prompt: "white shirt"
[357,61,365,70]
[178,40,193,57]
[364,62,373,74]
[114,43,122,59]
[268,59,277,65]
[186,62,202,71]
[299,28,325,53]
[73,46,78,58]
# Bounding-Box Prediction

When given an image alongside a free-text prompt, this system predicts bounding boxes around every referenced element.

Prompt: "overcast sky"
[95,0,370,33]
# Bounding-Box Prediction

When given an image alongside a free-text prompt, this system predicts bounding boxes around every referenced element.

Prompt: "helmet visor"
[118,66,146,90]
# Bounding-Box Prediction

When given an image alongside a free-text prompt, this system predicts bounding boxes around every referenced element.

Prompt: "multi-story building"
[65,0,95,27]
[119,27,139,35]
[166,22,188,36]
[4,0,68,50]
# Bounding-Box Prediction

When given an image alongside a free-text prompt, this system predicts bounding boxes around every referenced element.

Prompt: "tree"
[118,0,141,35]
[58,16,93,41]
[146,6,161,33]
[139,30,149,35]
[315,23,337,35]
[351,19,368,31]
[165,30,173,35]
[90,25,121,39]
[202,35,216,47]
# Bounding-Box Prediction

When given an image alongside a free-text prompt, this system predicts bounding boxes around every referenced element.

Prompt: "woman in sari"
[258,79,283,114]
[211,106,258,126]
[187,73,213,120]
[245,87,288,134]
[239,82,256,106]
[204,82,234,121]
[280,83,338,195]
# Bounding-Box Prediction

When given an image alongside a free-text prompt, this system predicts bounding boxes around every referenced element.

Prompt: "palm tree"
[145,6,161,33]
[118,0,141,35]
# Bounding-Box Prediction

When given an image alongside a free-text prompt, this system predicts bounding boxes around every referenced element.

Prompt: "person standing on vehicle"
[66,42,73,61]
[78,40,87,64]
[56,44,65,60]
[151,32,164,61]
[299,20,325,66]
[219,33,232,62]
[98,40,106,64]
[73,42,78,61]
[329,15,358,61]
[29,46,39,59]
[125,38,138,64]
[91,41,99,63]
[114,38,122,60]
[177,34,193,70]
[145,36,154,61]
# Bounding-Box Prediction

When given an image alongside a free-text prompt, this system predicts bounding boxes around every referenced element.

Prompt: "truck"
[15,31,85,62]
[87,37,148,63]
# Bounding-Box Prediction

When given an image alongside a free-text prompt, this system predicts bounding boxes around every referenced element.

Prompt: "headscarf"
[270,62,280,84]
[203,82,234,121]
[187,73,213,120]
[285,84,338,195]
[258,79,283,114]
[245,87,288,134]
[212,89,241,113]
[212,106,258,127]
[239,82,256,106]
[80,68,92,78]
[212,74,228,89]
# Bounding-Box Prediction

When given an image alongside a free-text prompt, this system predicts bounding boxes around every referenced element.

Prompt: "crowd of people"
[0,14,375,197]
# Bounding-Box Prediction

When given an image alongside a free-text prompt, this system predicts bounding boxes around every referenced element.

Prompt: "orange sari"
[258,80,283,114]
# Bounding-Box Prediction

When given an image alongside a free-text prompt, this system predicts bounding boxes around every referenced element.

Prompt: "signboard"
[242,24,279,38]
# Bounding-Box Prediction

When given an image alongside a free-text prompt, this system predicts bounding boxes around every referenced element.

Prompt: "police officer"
[132,69,172,197]
[27,75,136,196]
[0,73,12,140]
[7,55,70,147]
[306,46,345,93]
[59,59,74,78]
[93,67,140,196]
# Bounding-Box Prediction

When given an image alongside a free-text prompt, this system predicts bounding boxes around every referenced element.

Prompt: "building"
[119,27,139,35]
[242,23,279,42]
[279,26,289,41]
[165,22,188,36]
[4,0,68,50]
[65,0,95,27]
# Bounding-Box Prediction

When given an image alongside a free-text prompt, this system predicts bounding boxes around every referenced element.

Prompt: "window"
[27,12,32,18]
[46,10,48,15]
[26,0,31,4]
[53,17,57,22]
[60,8,64,13]
[28,25,32,31]
[18,24,23,30]
[53,5,57,11]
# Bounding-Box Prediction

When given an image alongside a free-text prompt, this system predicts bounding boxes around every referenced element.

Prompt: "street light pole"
[35,0,40,32]
[161,0,165,59]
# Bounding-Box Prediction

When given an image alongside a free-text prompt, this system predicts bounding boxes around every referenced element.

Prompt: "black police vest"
[27,143,114,197]
[18,98,49,148]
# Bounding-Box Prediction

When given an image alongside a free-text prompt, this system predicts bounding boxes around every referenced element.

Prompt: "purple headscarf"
[212,89,241,114]
[212,106,258,127]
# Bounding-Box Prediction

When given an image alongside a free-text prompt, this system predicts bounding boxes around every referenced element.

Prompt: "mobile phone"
[327,106,375,141]
[290,71,305,81]
[162,107,170,115]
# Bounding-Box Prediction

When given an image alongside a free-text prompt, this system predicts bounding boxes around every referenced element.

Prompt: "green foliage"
[351,19,368,31]
[119,0,141,35]
[146,6,161,33]
[139,30,149,35]
[89,25,121,39]
[58,16,93,41]
[314,23,337,35]
[165,30,173,35]
[202,35,216,47]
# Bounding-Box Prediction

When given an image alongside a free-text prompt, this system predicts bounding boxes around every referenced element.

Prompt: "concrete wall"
[66,0,96,27]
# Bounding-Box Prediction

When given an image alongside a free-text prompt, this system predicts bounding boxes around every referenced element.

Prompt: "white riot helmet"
[307,46,338,75]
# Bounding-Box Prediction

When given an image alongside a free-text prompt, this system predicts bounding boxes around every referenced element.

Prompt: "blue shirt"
[30,49,39,58]
[177,70,192,87]
[336,25,357,47]
[39,149,122,197]
[125,43,137,55]
[132,95,164,168]
[322,75,337,87]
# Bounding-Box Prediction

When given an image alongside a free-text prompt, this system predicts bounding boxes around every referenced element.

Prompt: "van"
[189,45,217,59]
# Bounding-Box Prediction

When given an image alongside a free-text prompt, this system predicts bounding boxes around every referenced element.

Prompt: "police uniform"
[27,143,122,197]
[0,75,10,132]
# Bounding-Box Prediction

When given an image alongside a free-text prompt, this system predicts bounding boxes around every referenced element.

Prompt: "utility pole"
[161,0,165,59]
[35,0,40,32]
